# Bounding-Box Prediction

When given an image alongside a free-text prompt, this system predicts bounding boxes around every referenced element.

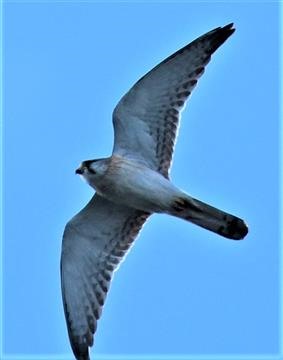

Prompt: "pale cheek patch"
[79,174,89,184]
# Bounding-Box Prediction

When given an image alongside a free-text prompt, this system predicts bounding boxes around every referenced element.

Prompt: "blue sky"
[3,1,280,359]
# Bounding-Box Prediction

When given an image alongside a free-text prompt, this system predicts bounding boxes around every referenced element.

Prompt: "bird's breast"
[95,155,179,212]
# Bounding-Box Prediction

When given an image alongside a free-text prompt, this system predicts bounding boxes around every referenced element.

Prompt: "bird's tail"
[169,195,248,240]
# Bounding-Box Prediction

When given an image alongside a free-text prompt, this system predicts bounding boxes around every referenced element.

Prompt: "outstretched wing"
[61,194,149,360]
[112,23,235,178]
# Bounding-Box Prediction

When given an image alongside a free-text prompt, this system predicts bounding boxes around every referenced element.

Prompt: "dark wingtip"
[69,334,91,360]
[74,347,90,360]
[222,22,235,36]
[223,22,234,30]
[208,22,236,54]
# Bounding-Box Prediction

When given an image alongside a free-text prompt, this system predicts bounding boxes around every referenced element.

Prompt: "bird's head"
[75,158,108,188]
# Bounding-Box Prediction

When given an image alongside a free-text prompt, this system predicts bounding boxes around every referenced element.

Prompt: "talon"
[172,198,189,212]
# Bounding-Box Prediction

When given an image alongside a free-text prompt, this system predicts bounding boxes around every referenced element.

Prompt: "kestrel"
[61,23,248,360]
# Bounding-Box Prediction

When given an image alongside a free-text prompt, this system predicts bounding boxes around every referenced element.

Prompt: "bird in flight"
[61,23,248,360]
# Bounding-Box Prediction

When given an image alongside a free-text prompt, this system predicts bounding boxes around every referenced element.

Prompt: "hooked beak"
[75,167,84,175]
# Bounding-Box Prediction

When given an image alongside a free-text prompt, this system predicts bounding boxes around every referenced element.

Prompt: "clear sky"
[3,1,280,359]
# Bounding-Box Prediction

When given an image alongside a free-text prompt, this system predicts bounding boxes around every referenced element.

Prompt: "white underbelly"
[98,161,181,212]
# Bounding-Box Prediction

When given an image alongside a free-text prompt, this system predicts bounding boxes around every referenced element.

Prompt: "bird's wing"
[112,23,235,178]
[61,194,150,360]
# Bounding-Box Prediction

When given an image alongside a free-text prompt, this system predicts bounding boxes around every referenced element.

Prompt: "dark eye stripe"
[88,168,96,175]
[81,160,96,174]
[83,160,96,167]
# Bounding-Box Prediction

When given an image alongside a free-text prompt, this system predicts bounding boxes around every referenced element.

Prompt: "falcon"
[61,23,248,360]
